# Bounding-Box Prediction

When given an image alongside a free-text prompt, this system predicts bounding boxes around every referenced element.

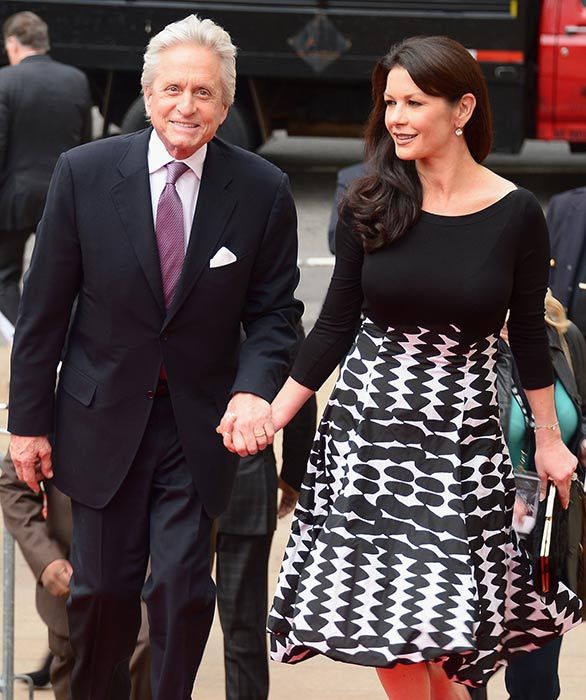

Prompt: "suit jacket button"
[160,333,168,341]
[146,390,155,399]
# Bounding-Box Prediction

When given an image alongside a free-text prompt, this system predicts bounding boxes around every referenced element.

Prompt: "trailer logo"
[288,14,351,74]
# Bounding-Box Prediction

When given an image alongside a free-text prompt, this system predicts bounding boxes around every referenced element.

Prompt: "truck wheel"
[120,97,149,134]
[570,142,586,154]
[218,103,262,151]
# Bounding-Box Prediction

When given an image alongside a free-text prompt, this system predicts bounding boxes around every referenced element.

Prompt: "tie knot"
[165,161,189,185]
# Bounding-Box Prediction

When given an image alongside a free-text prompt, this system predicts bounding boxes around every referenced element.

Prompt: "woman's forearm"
[525,384,564,458]
[272,377,316,432]
[524,383,577,506]
[524,384,558,434]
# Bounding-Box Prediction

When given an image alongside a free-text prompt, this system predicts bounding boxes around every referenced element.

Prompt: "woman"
[498,291,586,700]
[218,36,582,699]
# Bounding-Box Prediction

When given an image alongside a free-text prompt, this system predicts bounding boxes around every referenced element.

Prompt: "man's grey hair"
[3,11,50,52]
[141,14,237,107]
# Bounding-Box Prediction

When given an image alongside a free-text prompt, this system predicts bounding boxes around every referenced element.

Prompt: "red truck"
[0,1,585,153]
[538,0,586,150]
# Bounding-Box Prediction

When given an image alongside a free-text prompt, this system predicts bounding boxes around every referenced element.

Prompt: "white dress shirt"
[148,130,207,250]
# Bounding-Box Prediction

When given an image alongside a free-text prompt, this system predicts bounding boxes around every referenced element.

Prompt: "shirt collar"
[147,129,207,180]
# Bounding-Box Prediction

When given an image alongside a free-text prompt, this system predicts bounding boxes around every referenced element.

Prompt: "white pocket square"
[209,246,237,268]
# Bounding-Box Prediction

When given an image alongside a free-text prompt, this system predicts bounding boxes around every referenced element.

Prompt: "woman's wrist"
[534,426,563,448]
[270,404,288,432]
[533,419,559,432]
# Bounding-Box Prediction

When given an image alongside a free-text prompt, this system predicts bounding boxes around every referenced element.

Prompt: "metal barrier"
[0,405,34,699]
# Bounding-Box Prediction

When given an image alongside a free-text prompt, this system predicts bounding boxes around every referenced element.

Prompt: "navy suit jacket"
[327,163,367,254]
[8,129,302,517]
[548,186,586,309]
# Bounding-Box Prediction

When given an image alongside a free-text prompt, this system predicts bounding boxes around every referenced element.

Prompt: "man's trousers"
[68,393,215,700]
[216,532,273,700]
[0,228,30,327]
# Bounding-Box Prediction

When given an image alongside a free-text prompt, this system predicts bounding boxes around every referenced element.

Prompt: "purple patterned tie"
[155,161,190,309]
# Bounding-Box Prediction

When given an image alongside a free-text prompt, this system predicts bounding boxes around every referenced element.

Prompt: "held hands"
[9,435,53,493]
[534,432,577,509]
[216,393,275,457]
[41,558,73,597]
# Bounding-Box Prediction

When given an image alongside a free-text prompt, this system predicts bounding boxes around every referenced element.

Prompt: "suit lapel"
[110,128,165,312]
[554,190,586,308]
[165,139,236,324]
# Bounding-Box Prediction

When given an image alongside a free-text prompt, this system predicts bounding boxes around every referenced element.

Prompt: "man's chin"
[164,137,206,160]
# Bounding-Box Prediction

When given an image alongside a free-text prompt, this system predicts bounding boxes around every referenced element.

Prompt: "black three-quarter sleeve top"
[292,188,554,392]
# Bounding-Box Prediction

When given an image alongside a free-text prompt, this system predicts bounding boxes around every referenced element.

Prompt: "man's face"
[144,43,229,160]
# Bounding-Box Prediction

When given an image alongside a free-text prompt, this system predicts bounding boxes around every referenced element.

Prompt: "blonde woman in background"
[497,289,586,700]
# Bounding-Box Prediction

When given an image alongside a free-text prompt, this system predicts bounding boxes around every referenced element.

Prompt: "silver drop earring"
[455,127,463,137]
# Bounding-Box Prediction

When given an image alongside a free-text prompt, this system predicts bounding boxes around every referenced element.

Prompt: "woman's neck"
[417,149,481,211]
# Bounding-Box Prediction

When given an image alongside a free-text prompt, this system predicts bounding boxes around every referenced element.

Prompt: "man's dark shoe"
[20,652,53,688]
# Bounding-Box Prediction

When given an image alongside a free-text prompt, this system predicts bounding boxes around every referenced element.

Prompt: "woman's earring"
[455,127,463,137]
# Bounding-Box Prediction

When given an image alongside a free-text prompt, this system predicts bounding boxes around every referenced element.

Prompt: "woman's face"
[384,66,460,162]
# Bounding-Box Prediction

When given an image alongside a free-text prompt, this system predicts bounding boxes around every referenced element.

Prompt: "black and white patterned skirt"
[268,319,582,687]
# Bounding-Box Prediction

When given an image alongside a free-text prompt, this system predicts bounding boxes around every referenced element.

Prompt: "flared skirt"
[268,320,582,686]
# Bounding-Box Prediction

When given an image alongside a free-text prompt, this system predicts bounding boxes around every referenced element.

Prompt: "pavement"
[0,349,584,700]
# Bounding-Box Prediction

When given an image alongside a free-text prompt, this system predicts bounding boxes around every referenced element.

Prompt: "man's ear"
[143,88,152,118]
[219,103,229,127]
[4,36,19,65]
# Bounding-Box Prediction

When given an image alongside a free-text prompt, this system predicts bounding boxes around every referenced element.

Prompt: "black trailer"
[0,1,537,152]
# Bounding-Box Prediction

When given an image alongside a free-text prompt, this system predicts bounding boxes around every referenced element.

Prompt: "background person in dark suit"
[0,452,152,700]
[216,322,317,700]
[326,162,366,255]
[0,11,91,337]
[7,13,302,700]
[547,187,586,337]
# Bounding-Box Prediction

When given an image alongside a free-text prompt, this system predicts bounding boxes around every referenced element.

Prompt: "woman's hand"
[524,384,576,508]
[533,433,577,508]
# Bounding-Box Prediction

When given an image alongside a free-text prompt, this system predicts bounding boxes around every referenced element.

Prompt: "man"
[0,11,91,337]
[8,13,302,700]
[216,323,317,700]
[547,186,586,336]
[0,452,152,700]
[326,162,366,254]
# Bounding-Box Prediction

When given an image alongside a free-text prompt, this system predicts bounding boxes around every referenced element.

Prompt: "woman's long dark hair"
[344,36,493,252]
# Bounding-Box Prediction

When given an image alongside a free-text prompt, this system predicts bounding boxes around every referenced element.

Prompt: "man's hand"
[216,393,274,457]
[40,558,73,597]
[277,478,299,519]
[9,435,53,493]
